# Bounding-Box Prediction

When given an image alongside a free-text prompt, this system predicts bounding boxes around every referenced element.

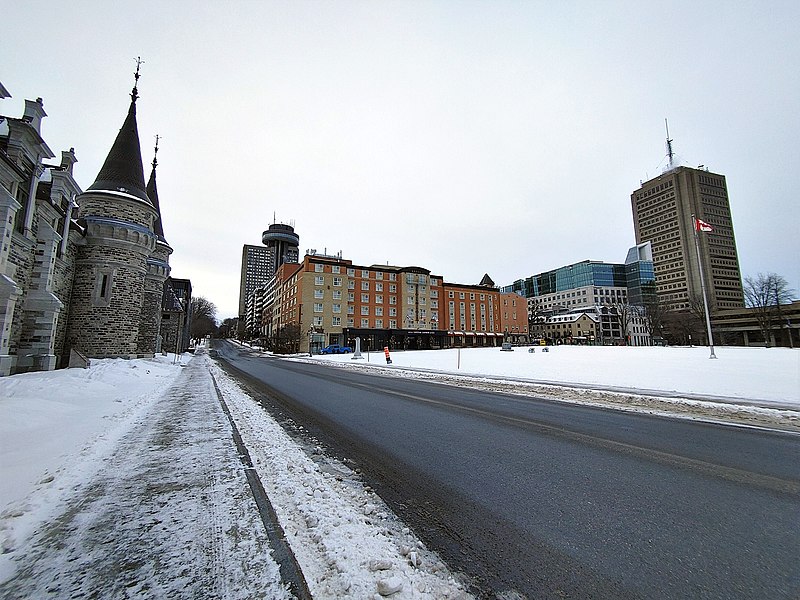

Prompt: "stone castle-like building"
[0,70,190,376]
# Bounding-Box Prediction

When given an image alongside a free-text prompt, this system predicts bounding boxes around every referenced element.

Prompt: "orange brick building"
[258,252,511,353]
[499,291,529,344]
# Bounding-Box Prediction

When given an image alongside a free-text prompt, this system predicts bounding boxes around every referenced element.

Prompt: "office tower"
[239,244,273,318]
[631,165,744,312]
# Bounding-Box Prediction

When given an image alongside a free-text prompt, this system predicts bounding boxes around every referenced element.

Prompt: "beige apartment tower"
[631,165,744,313]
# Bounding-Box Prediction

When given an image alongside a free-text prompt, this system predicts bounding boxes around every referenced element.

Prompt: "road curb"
[210,371,312,600]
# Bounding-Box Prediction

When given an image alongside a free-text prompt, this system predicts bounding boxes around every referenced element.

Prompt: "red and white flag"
[695,218,713,232]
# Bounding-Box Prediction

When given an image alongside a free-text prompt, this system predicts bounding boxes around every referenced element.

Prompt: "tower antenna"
[665,118,674,170]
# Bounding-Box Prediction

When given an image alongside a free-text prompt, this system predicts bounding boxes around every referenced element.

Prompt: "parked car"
[320,344,353,354]
[501,342,514,351]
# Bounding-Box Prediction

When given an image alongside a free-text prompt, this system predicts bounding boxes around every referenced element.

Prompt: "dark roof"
[479,273,495,287]
[87,99,150,204]
[146,163,168,243]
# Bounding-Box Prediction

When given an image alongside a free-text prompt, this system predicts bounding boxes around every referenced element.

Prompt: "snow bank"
[0,354,190,580]
[0,354,190,509]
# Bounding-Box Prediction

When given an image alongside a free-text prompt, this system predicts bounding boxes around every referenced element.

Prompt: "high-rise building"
[624,242,656,306]
[502,259,631,314]
[238,223,300,319]
[631,165,744,312]
[238,244,273,318]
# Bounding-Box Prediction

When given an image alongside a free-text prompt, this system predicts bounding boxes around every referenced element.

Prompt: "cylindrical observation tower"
[262,223,300,274]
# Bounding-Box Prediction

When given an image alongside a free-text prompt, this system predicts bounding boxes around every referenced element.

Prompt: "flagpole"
[692,214,717,359]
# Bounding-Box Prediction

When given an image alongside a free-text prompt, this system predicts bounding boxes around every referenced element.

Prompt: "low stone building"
[0,73,189,376]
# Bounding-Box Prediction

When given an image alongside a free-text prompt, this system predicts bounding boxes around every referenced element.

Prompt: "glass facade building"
[502,243,655,309]
[624,243,656,306]
[503,261,628,299]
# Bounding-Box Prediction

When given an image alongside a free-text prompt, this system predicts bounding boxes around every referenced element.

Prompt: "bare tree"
[528,298,546,340]
[218,317,238,339]
[642,296,669,342]
[271,323,301,354]
[743,273,795,347]
[190,296,218,342]
[662,309,703,346]
[612,302,633,345]
[684,294,712,345]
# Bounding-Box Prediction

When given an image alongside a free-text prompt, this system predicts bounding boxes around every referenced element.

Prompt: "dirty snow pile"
[0,354,191,519]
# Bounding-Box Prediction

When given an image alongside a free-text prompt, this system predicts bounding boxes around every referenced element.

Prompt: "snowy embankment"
[0,354,187,583]
[0,355,191,523]
[298,345,800,431]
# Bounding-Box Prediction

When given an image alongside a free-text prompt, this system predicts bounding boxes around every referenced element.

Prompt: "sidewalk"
[1,353,471,599]
[0,356,290,599]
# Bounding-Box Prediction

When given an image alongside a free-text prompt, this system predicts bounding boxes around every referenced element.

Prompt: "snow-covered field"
[308,344,799,405]
[0,344,797,597]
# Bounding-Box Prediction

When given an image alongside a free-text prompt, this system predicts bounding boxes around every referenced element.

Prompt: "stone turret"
[138,140,172,354]
[66,65,161,358]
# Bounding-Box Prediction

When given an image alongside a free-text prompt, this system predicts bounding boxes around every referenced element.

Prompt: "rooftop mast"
[665,118,674,170]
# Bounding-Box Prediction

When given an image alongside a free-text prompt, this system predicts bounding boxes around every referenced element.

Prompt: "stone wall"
[137,269,167,354]
[78,194,155,230]
[67,241,148,357]
[52,230,79,367]
[6,232,35,356]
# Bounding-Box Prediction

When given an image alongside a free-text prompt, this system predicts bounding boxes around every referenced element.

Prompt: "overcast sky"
[3,1,798,319]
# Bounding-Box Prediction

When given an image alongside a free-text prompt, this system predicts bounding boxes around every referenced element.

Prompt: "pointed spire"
[86,57,150,204]
[147,134,168,244]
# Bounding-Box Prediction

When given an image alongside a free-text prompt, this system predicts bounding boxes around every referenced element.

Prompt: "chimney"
[60,147,78,175]
[23,97,47,133]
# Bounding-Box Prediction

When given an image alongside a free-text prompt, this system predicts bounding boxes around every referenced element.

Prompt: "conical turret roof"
[146,155,168,244]
[87,95,150,204]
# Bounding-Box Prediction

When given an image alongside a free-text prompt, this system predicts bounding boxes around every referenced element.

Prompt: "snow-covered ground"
[0,350,470,598]
[0,344,797,597]
[307,344,799,405]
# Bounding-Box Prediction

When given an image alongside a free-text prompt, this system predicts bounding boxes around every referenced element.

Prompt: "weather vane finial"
[152,134,161,169]
[131,56,144,102]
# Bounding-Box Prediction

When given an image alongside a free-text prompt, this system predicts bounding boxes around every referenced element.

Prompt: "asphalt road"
[215,340,800,599]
